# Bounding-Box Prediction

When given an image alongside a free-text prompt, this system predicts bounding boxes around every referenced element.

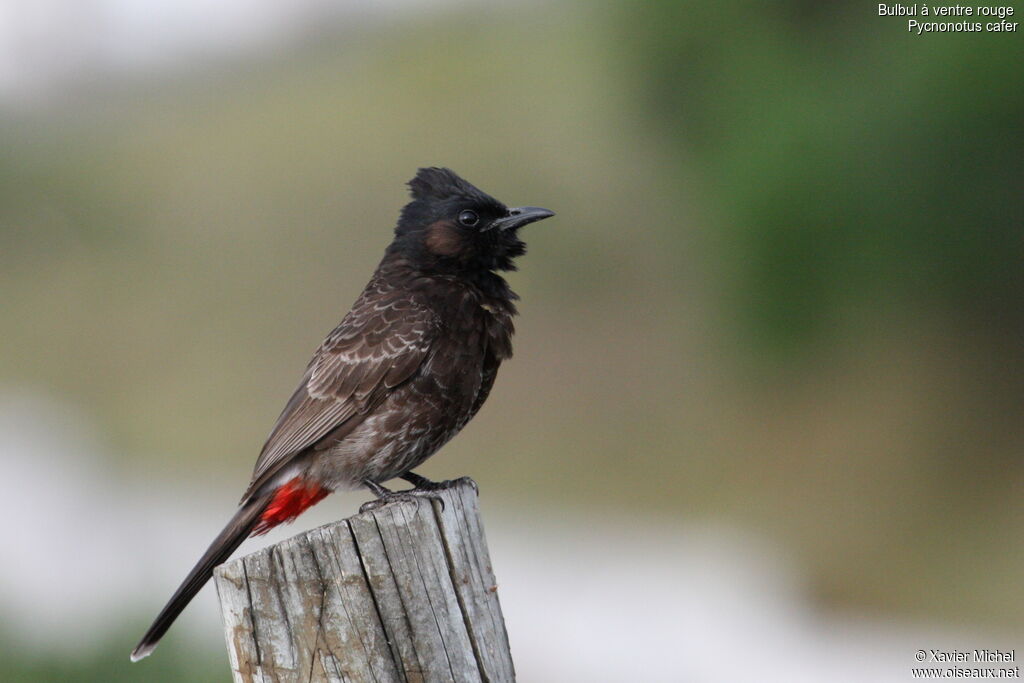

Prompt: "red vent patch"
[252,478,329,536]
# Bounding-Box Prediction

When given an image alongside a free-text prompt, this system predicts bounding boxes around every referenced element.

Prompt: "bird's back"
[252,256,517,493]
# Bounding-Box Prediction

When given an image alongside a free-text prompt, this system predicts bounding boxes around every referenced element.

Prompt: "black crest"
[407,167,497,205]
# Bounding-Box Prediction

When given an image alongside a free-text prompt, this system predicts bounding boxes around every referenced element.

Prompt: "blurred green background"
[1,1,1021,680]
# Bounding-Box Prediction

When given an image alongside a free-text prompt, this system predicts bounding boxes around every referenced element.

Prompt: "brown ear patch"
[425,220,465,258]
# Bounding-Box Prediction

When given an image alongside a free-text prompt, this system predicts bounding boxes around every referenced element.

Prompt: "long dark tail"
[130,493,272,662]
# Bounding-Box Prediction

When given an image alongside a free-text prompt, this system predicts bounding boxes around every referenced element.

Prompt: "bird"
[130,167,554,662]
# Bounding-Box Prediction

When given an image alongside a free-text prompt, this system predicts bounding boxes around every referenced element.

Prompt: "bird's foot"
[359,488,447,513]
[400,472,478,494]
[359,475,479,513]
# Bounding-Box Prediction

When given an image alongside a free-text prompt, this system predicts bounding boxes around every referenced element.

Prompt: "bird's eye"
[458,210,479,227]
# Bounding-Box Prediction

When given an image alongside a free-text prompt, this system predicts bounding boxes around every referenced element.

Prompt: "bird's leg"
[363,480,393,498]
[401,471,478,494]
[359,478,447,513]
[400,471,441,489]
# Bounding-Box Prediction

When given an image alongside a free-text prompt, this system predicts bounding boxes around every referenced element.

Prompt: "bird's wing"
[243,286,438,499]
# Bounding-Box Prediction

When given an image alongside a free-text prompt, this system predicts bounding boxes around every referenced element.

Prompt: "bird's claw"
[359,489,447,514]
[410,476,478,494]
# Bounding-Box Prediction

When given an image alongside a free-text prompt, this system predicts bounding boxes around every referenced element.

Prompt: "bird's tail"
[130,492,273,662]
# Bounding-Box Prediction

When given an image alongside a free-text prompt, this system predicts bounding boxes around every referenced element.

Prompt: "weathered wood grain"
[214,479,514,683]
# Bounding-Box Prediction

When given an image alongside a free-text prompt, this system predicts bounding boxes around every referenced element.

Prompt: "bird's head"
[392,167,554,274]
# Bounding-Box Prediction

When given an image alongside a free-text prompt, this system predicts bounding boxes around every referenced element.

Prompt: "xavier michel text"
[921,650,1017,663]
[879,4,1018,32]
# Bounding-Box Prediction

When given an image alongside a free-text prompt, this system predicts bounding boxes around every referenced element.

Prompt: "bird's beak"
[491,206,555,231]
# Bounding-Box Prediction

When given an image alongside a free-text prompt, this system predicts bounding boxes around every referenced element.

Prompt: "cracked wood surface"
[214,480,514,683]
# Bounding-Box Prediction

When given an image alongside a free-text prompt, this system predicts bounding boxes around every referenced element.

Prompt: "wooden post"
[213,479,515,683]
